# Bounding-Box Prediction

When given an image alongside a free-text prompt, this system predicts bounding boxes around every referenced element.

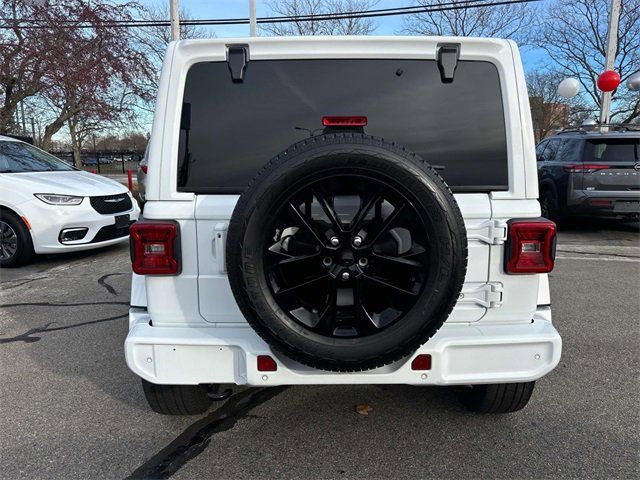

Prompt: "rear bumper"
[569,191,640,220]
[125,307,562,387]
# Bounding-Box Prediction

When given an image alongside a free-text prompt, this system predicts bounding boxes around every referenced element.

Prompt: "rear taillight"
[563,164,610,173]
[504,219,556,274]
[322,116,367,127]
[130,221,180,275]
[140,165,148,174]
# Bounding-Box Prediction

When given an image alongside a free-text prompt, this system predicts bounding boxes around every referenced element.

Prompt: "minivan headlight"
[34,194,83,205]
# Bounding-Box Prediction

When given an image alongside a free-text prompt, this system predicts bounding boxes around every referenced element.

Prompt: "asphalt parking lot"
[1,219,638,480]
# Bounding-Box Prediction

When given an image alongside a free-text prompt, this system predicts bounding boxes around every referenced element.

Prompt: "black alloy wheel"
[0,212,34,267]
[0,220,18,262]
[264,174,429,338]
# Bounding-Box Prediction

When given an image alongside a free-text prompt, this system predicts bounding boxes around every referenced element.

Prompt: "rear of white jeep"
[126,37,561,415]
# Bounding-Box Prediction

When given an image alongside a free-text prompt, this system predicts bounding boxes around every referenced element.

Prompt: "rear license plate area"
[614,201,639,213]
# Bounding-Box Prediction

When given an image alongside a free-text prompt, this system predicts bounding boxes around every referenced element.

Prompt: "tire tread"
[458,382,536,414]
[141,380,212,415]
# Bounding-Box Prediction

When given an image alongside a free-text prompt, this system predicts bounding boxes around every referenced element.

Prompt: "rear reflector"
[322,116,367,127]
[140,165,148,174]
[257,355,277,372]
[564,164,610,173]
[505,219,556,274]
[411,354,432,370]
[589,198,613,206]
[130,221,180,275]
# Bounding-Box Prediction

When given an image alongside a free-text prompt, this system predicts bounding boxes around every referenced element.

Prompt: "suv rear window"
[584,138,639,163]
[178,59,508,193]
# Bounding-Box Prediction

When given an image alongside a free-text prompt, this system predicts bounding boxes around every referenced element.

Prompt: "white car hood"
[4,171,128,197]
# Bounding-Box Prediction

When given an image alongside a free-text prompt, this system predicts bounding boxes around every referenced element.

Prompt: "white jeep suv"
[126,36,561,415]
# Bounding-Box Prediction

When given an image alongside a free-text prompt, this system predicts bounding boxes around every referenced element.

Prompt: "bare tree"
[402,0,532,43]
[0,0,51,133]
[33,1,153,166]
[262,0,378,36]
[536,0,640,124]
[134,4,208,92]
[526,70,591,142]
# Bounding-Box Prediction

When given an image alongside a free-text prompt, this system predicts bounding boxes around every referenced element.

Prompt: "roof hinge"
[226,44,249,83]
[467,220,508,245]
[458,283,503,309]
[437,43,460,83]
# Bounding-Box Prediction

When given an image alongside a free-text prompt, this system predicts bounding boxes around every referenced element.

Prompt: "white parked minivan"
[126,37,561,415]
[0,136,140,267]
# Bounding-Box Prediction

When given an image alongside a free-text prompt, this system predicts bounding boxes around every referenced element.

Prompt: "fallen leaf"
[355,403,373,416]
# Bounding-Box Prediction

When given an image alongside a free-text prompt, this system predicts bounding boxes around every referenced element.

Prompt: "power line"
[2,0,506,25]
[0,0,541,29]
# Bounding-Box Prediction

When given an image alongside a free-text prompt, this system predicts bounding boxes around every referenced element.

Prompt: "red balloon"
[597,70,621,92]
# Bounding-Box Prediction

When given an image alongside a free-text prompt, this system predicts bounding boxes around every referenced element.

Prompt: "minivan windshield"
[0,140,74,173]
[584,138,639,163]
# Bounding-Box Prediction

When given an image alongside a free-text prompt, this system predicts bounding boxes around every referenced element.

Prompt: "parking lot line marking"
[556,255,640,263]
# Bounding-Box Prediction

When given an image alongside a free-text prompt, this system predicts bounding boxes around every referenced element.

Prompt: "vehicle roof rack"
[557,124,640,135]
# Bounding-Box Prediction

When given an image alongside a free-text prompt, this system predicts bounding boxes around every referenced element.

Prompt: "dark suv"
[536,127,640,221]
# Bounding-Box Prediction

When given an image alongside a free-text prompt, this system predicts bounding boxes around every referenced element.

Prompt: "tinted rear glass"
[584,138,639,163]
[178,59,508,193]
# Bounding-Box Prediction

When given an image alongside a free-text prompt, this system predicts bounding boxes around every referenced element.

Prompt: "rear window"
[178,59,508,193]
[584,138,639,163]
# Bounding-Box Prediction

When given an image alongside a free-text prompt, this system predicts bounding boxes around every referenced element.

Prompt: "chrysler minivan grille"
[90,193,132,214]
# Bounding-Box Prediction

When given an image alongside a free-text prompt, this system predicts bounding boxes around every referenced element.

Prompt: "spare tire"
[226,133,467,372]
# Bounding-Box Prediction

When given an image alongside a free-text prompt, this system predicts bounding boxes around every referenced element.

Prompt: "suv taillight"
[130,221,180,275]
[504,219,556,274]
[563,164,609,173]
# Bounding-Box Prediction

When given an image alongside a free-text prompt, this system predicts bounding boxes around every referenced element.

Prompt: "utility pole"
[170,0,180,41]
[30,118,36,146]
[20,101,26,134]
[249,0,257,36]
[599,0,621,125]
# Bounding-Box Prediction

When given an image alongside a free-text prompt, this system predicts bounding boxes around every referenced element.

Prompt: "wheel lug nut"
[358,257,368,268]
[341,271,350,281]
[330,236,340,247]
[322,257,333,267]
[352,236,363,247]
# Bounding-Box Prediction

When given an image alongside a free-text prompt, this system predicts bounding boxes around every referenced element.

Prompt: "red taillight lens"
[130,221,180,275]
[322,116,367,127]
[505,219,556,274]
[411,354,432,371]
[257,355,277,372]
[589,198,613,206]
[140,165,148,174]
[563,164,610,173]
